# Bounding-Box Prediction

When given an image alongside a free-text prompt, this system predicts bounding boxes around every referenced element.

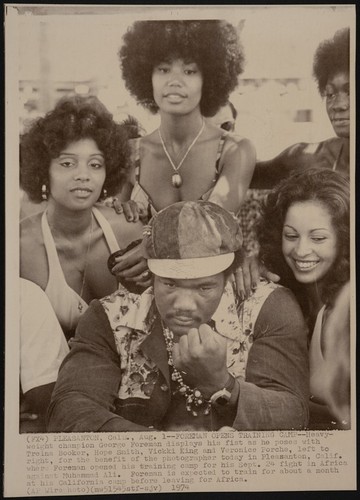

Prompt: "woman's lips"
[294,260,319,272]
[165,96,185,104]
[70,188,93,198]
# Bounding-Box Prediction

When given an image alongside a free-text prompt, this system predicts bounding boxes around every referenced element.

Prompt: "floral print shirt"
[100,280,278,401]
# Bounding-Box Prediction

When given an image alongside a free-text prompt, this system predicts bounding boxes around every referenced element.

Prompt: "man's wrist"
[198,371,230,399]
[209,374,236,406]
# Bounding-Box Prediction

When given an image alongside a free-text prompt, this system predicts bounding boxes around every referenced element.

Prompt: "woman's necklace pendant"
[158,119,205,188]
[171,172,183,188]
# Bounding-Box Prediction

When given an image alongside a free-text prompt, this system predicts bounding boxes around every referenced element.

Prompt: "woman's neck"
[46,201,93,238]
[303,281,325,316]
[159,110,204,145]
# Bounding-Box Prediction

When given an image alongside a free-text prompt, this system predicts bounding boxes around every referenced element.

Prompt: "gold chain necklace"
[162,322,211,417]
[158,119,205,188]
[78,214,94,312]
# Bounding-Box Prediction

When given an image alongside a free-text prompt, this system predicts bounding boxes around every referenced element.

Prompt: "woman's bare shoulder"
[20,212,43,242]
[95,205,144,247]
[333,281,351,307]
[20,213,47,285]
[223,131,255,149]
[219,132,256,171]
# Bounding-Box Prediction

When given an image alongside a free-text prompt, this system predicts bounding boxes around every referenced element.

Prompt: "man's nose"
[172,289,197,312]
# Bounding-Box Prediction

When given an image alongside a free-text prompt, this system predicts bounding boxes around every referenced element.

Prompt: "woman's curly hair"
[20,95,131,202]
[257,167,350,311]
[119,20,244,117]
[313,27,350,95]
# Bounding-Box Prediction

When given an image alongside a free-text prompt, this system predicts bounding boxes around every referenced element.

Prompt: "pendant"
[172,172,182,188]
[78,302,83,313]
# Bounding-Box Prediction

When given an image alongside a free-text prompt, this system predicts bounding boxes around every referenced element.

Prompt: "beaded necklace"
[162,323,211,417]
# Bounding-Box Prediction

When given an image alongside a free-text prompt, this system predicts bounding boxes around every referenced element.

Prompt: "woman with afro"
[20,95,145,340]
[251,27,350,188]
[117,20,256,212]
[110,20,256,296]
[257,168,350,429]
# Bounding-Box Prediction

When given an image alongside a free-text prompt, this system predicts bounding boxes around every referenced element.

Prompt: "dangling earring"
[41,184,48,201]
[102,188,108,199]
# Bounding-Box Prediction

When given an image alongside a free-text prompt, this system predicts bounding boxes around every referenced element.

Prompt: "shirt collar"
[115,281,241,341]
[210,281,242,340]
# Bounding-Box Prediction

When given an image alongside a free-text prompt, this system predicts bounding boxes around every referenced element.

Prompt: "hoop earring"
[41,184,48,201]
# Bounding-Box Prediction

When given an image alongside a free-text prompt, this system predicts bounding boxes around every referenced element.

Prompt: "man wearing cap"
[47,201,309,432]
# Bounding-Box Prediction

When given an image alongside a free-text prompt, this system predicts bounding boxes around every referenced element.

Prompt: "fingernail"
[252,283,257,290]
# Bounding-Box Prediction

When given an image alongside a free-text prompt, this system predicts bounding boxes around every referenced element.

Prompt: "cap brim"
[148,253,234,279]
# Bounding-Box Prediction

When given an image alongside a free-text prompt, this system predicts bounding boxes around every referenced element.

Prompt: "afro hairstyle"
[313,27,350,95]
[119,20,244,117]
[20,95,131,203]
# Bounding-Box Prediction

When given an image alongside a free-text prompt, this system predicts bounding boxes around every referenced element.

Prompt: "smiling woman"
[282,200,338,286]
[257,167,350,429]
[20,95,145,340]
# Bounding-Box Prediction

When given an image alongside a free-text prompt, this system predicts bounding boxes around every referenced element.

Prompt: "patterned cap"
[142,201,243,278]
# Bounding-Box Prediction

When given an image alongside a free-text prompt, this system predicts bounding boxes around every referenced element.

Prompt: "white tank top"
[42,207,120,333]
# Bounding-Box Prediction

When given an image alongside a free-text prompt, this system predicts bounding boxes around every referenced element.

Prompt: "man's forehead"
[155,274,224,285]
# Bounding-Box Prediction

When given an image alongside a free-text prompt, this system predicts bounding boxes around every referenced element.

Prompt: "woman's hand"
[233,254,280,300]
[234,254,259,301]
[110,198,148,223]
[109,242,152,289]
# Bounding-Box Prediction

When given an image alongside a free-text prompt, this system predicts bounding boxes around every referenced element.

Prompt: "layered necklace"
[158,119,205,188]
[162,322,211,417]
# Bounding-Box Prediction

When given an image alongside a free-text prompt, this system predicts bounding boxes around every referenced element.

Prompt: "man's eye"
[164,282,175,288]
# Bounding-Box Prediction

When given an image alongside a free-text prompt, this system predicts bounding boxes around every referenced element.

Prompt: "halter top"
[130,132,227,219]
[41,207,120,335]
